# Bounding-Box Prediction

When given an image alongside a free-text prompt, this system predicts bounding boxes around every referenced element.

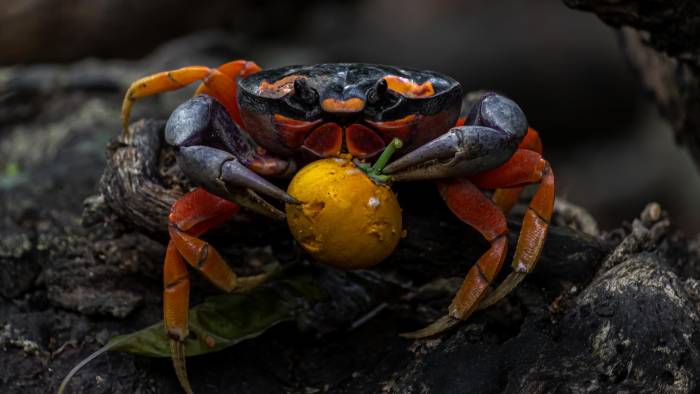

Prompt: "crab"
[120,61,554,393]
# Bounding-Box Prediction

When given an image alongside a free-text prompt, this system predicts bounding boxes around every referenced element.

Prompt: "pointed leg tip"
[399,315,462,339]
[170,339,194,394]
[233,271,271,292]
[120,123,132,141]
[478,272,526,311]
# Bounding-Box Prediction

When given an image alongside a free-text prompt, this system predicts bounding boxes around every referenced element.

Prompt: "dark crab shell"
[236,63,463,159]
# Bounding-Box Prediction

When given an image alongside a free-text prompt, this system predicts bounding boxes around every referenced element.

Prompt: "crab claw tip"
[382,133,458,175]
[222,159,297,208]
[282,193,300,205]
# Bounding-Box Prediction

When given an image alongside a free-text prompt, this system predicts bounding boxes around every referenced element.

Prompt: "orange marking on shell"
[320,97,365,113]
[258,75,305,98]
[384,75,435,97]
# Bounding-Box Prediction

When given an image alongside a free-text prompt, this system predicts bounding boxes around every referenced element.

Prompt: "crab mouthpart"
[301,122,388,159]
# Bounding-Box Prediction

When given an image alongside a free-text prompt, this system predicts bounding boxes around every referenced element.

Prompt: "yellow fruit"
[285,157,403,269]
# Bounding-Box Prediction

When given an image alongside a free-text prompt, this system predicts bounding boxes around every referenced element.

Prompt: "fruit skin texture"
[286,157,403,269]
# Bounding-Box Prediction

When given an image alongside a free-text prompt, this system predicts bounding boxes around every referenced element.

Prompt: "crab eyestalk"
[359,138,403,183]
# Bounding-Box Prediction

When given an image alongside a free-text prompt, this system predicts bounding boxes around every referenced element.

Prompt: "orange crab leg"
[121,60,261,138]
[163,187,268,394]
[492,128,543,214]
[169,227,241,291]
[163,241,191,342]
[469,149,555,309]
[193,60,261,96]
[163,241,193,394]
[193,60,262,125]
[518,128,544,154]
[402,178,509,338]
[439,179,509,316]
[403,148,554,338]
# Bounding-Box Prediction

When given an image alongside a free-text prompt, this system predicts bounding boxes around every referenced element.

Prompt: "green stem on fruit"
[366,138,403,180]
[355,138,403,184]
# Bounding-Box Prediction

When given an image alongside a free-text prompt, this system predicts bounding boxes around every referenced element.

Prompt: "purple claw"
[383,92,527,182]
[165,94,298,220]
[383,128,463,174]
[383,126,516,181]
[177,145,295,220]
[221,159,298,205]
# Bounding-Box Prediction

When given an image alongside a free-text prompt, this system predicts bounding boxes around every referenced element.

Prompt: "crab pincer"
[166,95,298,219]
[384,93,528,181]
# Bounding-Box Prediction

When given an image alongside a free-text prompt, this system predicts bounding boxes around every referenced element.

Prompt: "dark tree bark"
[563,0,700,171]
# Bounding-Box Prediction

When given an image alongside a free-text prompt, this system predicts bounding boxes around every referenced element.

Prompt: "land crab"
[120,61,554,393]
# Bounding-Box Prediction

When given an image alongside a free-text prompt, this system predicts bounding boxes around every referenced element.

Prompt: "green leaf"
[108,275,327,358]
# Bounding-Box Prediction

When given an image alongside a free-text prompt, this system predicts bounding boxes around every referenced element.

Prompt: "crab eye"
[292,78,318,106]
[367,79,388,104]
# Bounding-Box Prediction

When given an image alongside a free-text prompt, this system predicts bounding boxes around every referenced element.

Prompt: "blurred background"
[1,0,698,233]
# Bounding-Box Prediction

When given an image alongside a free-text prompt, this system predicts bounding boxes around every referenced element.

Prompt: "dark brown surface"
[564,0,700,174]
[1,21,700,393]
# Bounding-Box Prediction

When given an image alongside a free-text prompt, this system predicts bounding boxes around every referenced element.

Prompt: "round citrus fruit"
[285,157,403,269]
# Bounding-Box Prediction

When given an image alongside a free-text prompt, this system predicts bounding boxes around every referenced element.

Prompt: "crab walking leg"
[164,188,269,394]
[469,149,555,309]
[169,227,269,292]
[121,60,260,138]
[169,188,270,292]
[193,60,261,122]
[492,128,544,213]
[401,178,509,338]
[163,241,193,394]
[518,128,544,154]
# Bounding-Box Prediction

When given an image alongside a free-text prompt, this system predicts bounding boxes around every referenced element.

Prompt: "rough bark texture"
[563,0,700,171]
[2,31,700,394]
